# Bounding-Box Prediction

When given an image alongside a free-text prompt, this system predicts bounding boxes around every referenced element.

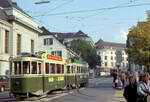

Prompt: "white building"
[96,39,128,72]
[38,27,80,60]
[0,0,41,75]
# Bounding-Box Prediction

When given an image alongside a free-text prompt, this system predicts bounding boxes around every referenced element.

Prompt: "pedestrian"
[137,73,150,102]
[113,71,118,88]
[120,71,126,88]
[123,75,137,102]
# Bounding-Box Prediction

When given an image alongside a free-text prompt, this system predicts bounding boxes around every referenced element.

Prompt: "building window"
[31,40,34,53]
[17,34,21,55]
[105,56,107,60]
[57,51,62,57]
[111,56,113,60]
[111,62,113,67]
[122,57,124,61]
[105,62,107,67]
[44,38,53,45]
[4,30,9,53]
[51,51,62,57]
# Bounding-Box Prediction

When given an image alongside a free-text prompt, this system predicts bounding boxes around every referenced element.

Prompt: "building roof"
[50,30,88,39]
[0,8,9,21]
[96,39,126,49]
[0,0,31,17]
[39,26,53,35]
[39,26,89,38]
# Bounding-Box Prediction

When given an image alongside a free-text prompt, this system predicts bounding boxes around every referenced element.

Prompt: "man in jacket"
[137,73,150,102]
[124,75,137,102]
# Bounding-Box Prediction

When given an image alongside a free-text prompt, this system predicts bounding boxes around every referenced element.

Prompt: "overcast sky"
[13,0,150,43]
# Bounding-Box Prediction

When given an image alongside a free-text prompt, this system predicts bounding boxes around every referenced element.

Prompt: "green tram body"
[10,55,89,97]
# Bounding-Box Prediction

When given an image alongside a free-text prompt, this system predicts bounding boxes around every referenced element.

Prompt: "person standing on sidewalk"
[137,73,150,102]
[123,75,137,102]
[120,71,126,88]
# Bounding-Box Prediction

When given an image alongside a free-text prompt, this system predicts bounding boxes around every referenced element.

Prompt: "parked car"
[100,72,106,76]
[0,75,9,92]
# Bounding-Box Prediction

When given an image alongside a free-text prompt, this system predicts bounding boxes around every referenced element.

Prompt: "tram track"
[14,88,85,102]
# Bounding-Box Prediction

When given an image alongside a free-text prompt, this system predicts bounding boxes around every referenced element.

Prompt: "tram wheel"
[0,86,5,92]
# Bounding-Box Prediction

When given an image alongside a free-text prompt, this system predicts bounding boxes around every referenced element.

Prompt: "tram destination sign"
[42,54,63,61]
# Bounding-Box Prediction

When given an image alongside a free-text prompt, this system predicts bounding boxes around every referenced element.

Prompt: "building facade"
[96,39,128,72]
[38,27,80,60]
[0,0,41,75]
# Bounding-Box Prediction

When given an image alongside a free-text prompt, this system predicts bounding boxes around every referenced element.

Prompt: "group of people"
[113,71,150,102]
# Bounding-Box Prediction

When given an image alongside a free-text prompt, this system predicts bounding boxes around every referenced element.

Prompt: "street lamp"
[35,0,50,4]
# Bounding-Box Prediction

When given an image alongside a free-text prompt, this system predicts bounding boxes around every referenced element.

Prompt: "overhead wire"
[33,2,150,17]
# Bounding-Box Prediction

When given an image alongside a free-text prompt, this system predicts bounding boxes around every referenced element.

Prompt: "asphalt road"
[41,76,126,102]
[0,76,126,102]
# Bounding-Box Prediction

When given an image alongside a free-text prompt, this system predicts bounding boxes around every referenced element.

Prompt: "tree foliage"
[70,39,101,68]
[126,15,150,67]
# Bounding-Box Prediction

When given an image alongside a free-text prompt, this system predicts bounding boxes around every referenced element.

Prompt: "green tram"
[9,53,89,97]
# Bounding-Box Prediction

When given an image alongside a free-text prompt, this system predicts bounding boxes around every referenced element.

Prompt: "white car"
[100,72,106,76]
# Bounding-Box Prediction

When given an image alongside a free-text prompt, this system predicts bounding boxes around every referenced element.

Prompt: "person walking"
[120,71,126,88]
[137,73,150,102]
[123,75,137,102]
[113,71,118,88]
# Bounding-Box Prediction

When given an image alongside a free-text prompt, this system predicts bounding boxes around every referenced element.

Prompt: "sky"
[13,0,150,43]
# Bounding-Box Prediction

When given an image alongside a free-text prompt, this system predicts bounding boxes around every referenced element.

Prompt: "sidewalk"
[112,88,126,102]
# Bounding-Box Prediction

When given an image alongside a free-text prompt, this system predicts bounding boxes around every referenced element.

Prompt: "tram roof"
[10,56,43,61]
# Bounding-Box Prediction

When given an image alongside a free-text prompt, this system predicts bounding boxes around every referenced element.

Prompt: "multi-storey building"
[96,39,128,72]
[0,0,41,75]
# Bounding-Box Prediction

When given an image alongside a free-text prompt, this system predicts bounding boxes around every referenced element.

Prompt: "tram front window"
[23,61,30,74]
[31,62,37,74]
[12,61,21,75]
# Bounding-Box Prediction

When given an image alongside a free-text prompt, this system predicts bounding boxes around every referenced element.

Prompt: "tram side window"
[81,67,84,73]
[50,64,55,74]
[12,61,21,75]
[18,62,21,74]
[67,66,70,73]
[56,64,61,74]
[14,62,17,74]
[71,66,73,73]
[45,63,49,74]
[31,62,37,74]
[77,67,81,73]
[38,63,42,74]
[77,67,79,73]
[62,65,64,74]
[23,61,30,74]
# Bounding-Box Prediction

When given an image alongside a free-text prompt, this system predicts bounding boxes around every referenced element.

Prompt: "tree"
[70,39,101,68]
[126,15,150,69]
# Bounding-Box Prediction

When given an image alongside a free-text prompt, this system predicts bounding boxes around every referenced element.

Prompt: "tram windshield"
[11,61,42,75]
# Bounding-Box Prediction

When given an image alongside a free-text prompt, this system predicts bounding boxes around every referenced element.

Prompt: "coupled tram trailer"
[9,53,89,97]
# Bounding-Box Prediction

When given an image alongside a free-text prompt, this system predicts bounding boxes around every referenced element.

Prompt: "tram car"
[9,53,89,97]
